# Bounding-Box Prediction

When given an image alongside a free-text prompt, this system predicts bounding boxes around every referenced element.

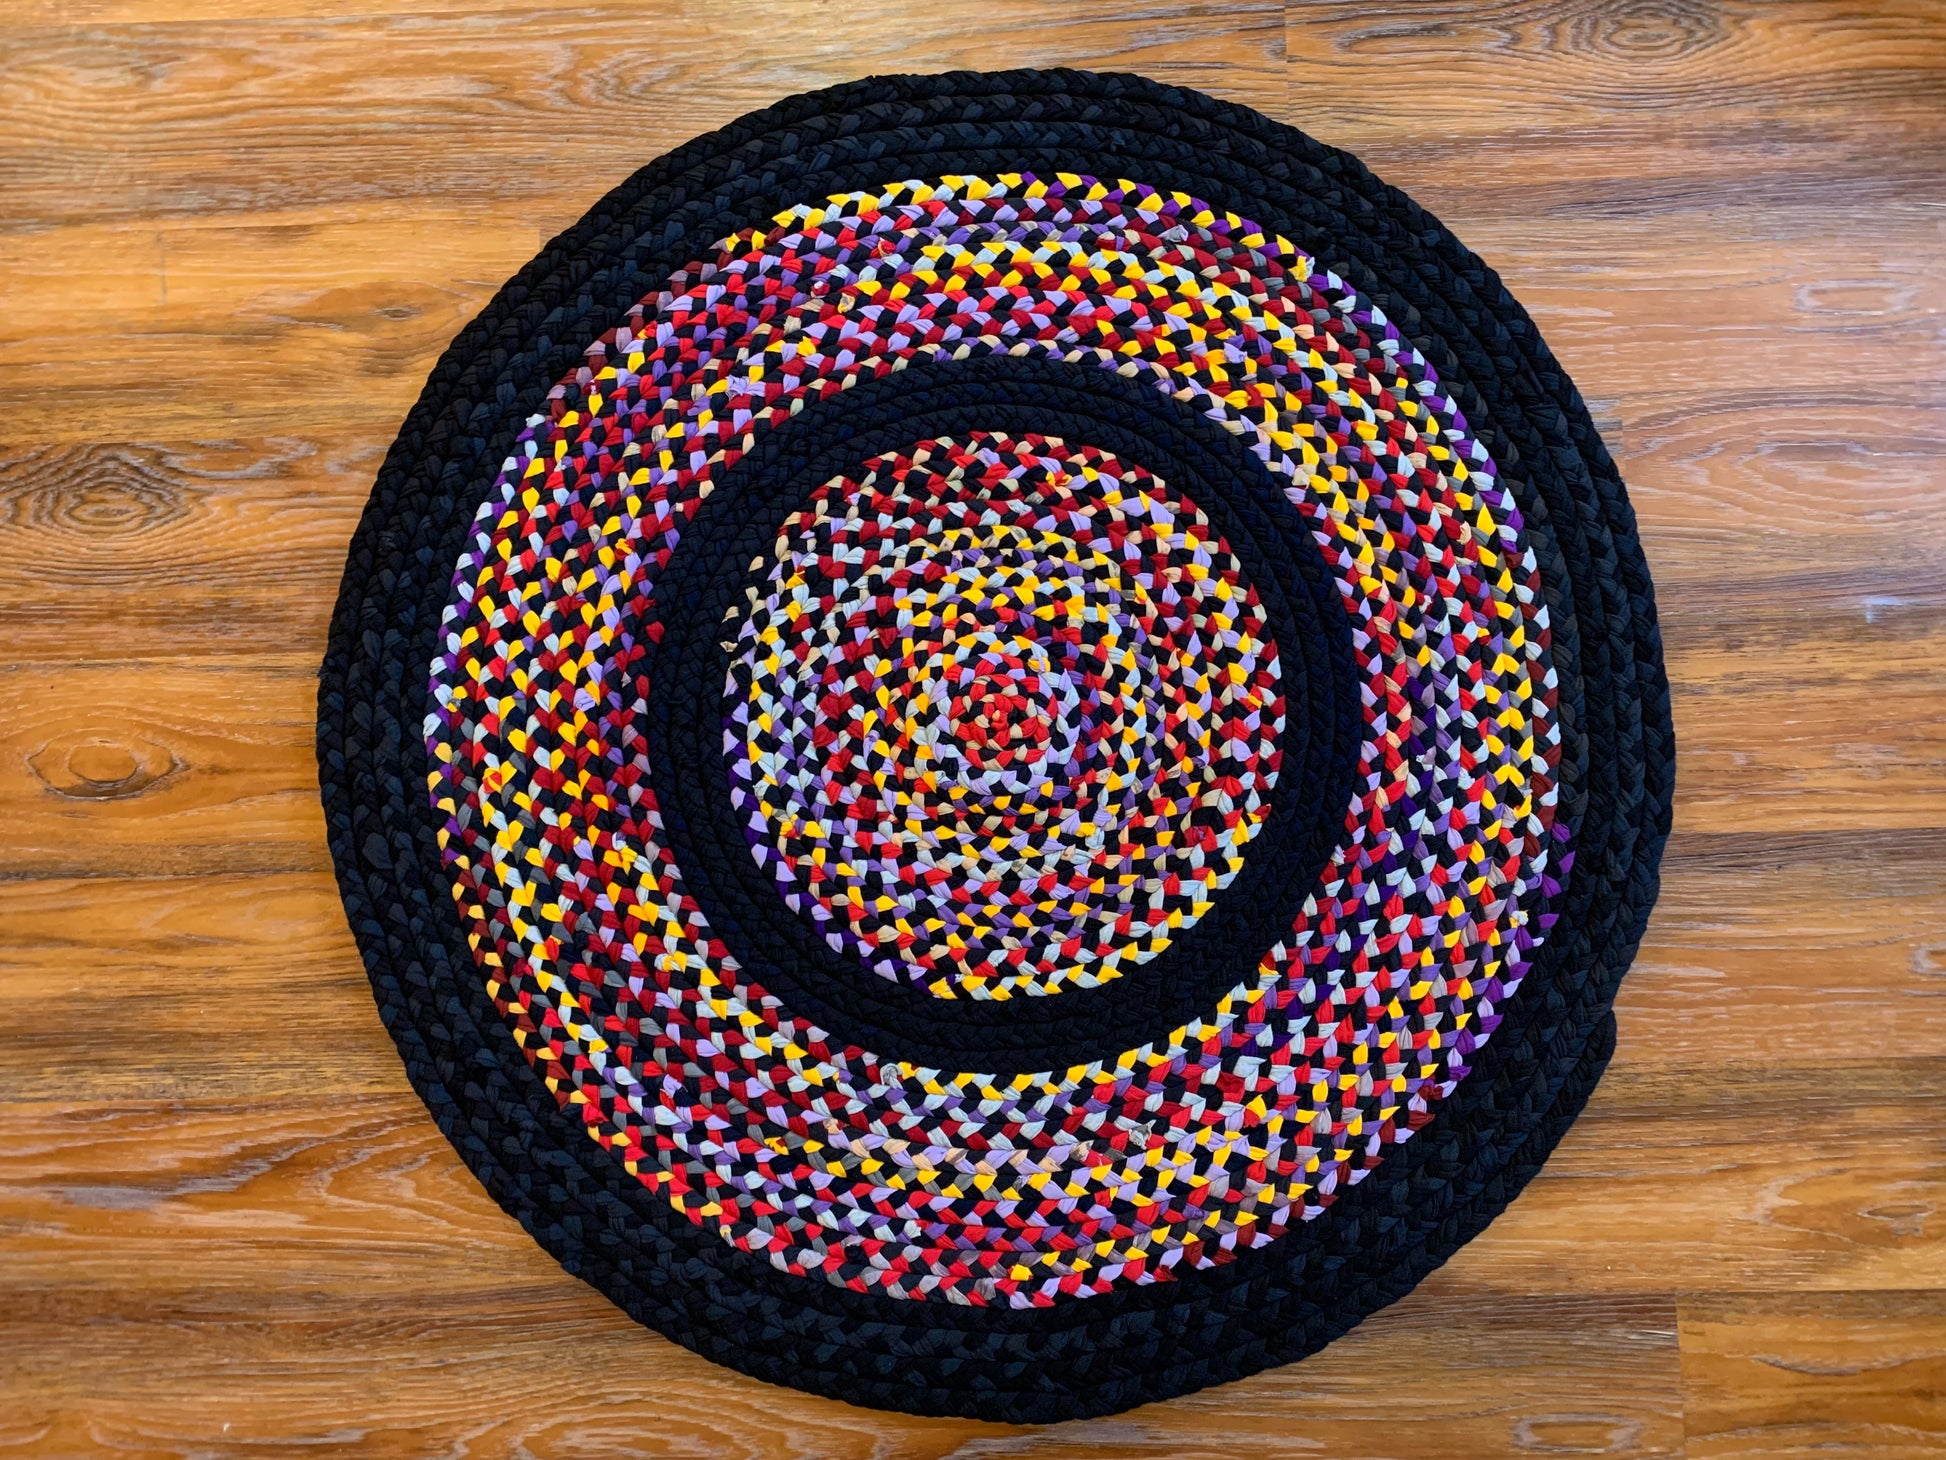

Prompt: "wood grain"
[3,1,1943,1454]
[1679,1292,1946,1459]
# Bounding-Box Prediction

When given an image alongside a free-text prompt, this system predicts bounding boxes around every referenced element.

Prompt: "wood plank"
[1679,1292,1946,1458]
[1285,1,1946,142]
[0,1097,1687,1457]
[1445,1057,1946,1297]
[0,874,399,1100]
[0,432,379,662]
[1625,829,1946,1067]
[0,207,539,437]
[0,663,326,879]
[1666,673,1946,834]
[0,3,1287,232]
[13,0,603,26]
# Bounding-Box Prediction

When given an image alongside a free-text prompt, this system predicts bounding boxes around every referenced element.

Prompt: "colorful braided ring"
[320,71,1672,1422]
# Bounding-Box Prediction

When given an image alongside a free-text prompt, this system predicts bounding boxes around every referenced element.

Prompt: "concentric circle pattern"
[321,71,1671,1422]
[728,433,1286,1000]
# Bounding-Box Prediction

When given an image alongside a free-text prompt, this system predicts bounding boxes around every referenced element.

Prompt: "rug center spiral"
[724,433,1285,1000]
[944,658,1051,773]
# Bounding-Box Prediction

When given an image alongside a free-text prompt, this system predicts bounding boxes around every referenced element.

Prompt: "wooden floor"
[3,2,1944,1455]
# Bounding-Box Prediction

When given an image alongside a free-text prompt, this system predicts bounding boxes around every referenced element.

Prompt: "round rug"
[318,69,1673,1422]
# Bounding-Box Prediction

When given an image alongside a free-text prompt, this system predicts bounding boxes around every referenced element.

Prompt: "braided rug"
[318,70,1673,1422]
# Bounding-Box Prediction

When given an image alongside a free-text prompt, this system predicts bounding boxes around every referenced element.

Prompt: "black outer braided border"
[317,70,1673,1423]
